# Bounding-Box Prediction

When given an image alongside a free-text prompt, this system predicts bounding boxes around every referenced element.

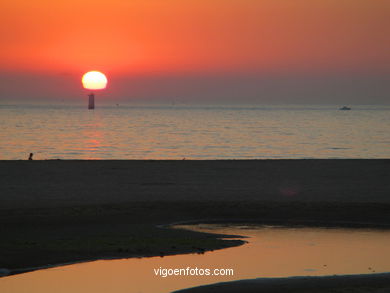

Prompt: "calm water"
[1,225,390,293]
[1,104,389,160]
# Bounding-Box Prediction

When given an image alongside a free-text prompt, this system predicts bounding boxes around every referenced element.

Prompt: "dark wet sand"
[1,159,390,279]
[2,160,390,209]
[174,274,390,293]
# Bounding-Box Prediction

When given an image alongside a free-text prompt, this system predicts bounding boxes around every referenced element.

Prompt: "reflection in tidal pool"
[1,225,390,293]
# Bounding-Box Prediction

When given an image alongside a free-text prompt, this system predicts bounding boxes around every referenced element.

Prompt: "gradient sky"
[1,0,389,103]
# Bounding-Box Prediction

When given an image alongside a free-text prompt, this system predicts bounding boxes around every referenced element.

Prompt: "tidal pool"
[1,224,390,293]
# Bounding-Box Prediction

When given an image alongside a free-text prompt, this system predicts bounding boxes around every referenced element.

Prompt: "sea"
[0,103,389,160]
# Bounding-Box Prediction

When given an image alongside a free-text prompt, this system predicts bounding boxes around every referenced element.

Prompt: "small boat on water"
[339,106,351,111]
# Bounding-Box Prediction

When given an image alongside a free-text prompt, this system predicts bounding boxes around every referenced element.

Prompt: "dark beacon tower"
[88,93,95,110]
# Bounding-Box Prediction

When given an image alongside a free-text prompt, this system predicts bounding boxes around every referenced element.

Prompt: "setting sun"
[82,71,108,90]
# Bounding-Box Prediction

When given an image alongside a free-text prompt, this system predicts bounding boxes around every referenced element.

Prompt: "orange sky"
[1,0,389,75]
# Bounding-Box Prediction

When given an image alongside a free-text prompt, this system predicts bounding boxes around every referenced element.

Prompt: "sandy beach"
[1,159,390,292]
[1,159,390,209]
[174,274,390,293]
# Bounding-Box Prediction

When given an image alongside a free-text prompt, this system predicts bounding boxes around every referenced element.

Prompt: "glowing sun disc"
[82,71,108,90]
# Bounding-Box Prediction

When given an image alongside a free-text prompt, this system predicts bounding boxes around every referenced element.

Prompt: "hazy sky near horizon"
[1,0,389,103]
